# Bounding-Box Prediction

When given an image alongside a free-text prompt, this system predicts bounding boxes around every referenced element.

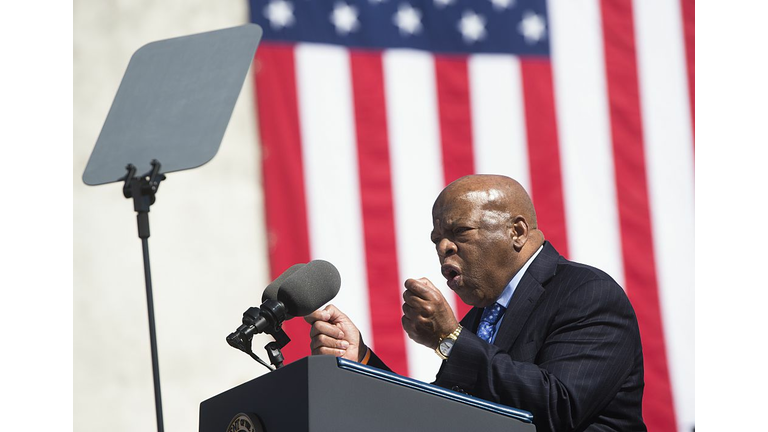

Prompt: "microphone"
[261,263,305,320]
[226,260,341,354]
[277,260,341,316]
[262,263,305,303]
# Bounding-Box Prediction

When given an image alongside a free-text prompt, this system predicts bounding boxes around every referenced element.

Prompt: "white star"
[330,2,360,35]
[263,0,295,30]
[457,11,487,44]
[490,0,515,11]
[434,0,455,8]
[393,4,423,36]
[518,11,546,44]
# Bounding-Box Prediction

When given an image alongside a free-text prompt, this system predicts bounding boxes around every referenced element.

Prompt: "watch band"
[435,324,463,359]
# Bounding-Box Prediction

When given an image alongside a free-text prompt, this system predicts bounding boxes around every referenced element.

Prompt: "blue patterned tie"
[477,303,507,343]
[476,302,506,343]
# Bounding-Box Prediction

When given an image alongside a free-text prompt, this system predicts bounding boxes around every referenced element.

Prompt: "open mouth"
[441,264,461,288]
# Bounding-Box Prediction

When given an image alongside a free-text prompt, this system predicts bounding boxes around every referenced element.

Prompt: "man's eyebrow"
[446,218,471,227]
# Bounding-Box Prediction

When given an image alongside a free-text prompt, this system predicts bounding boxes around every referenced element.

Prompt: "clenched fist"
[401,277,459,349]
[304,304,368,362]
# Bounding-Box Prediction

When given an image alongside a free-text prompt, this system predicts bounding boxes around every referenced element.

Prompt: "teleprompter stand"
[82,24,263,432]
[122,159,166,430]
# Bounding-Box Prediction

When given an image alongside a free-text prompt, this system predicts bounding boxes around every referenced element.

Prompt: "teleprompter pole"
[123,160,166,432]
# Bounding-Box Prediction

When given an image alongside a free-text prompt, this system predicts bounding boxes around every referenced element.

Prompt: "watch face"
[439,338,455,356]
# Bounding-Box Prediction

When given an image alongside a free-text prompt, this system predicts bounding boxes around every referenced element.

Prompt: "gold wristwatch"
[435,324,463,360]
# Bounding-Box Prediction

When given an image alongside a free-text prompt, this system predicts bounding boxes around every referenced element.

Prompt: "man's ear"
[510,216,529,252]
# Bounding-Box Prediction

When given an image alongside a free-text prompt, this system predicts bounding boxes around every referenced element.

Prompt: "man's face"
[431,191,518,308]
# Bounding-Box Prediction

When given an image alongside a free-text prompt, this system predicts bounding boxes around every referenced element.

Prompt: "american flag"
[248,0,694,431]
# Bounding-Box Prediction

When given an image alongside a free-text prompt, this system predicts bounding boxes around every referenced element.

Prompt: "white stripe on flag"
[295,43,373,342]
[469,54,532,193]
[383,49,450,381]
[548,0,625,286]
[634,1,695,430]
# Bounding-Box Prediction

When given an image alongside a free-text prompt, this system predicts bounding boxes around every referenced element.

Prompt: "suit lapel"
[493,275,544,350]
[494,242,560,351]
[460,306,482,331]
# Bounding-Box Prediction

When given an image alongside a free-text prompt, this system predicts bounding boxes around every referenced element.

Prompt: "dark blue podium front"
[200,355,535,432]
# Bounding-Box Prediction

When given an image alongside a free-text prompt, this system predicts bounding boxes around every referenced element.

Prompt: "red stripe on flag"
[599,1,678,430]
[255,44,312,363]
[519,59,570,258]
[681,0,695,143]
[434,55,475,320]
[349,50,409,375]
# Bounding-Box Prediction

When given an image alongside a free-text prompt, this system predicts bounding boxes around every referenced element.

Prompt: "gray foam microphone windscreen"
[262,263,306,303]
[277,260,341,317]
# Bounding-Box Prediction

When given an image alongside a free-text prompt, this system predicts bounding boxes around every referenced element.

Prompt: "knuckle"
[401,315,411,329]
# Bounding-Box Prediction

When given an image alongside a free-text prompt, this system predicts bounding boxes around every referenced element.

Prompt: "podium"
[200,355,535,431]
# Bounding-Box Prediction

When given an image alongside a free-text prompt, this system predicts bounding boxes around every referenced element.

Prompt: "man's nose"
[437,238,457,258]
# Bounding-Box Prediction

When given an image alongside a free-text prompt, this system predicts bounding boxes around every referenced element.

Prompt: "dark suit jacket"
[368,242,646,432]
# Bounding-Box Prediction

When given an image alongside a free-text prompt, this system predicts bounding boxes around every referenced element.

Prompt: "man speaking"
[305,174,646,432]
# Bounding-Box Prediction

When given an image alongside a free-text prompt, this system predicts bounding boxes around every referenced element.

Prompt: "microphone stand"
[123,160,166,432]
[226,301,292,371]
[264,328,290,369]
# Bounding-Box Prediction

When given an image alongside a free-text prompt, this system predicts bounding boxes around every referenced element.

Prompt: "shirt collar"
[495,245,544,308]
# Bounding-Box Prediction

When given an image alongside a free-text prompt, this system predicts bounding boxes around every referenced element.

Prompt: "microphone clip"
[226,299,292,371]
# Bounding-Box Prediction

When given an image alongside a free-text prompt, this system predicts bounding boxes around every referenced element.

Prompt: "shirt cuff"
[360,347,371,365]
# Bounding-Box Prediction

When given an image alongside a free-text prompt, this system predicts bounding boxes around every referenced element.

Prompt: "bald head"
[434,175,538,231]
[431,175,545,307]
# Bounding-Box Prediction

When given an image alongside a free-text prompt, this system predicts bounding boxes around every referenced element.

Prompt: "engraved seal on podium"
[226,413,264,432]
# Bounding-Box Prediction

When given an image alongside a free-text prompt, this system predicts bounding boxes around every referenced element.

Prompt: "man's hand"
[304,304,367,362]
[402,278,459,349]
